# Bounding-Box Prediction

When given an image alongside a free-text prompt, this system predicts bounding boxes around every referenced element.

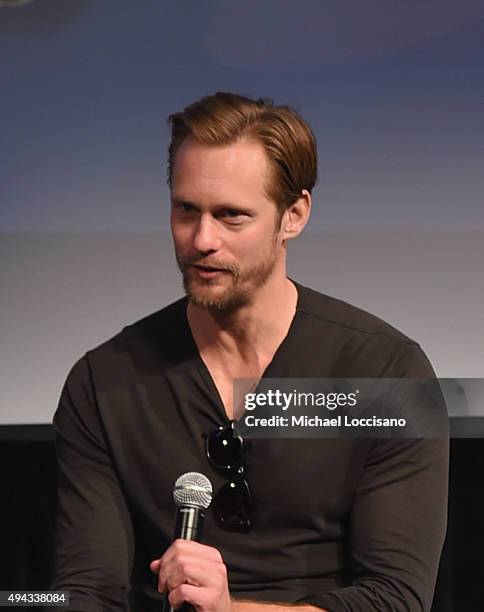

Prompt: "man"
[51,92,448,612]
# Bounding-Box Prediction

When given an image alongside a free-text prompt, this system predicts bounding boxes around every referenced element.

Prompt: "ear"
[280,189,311,242]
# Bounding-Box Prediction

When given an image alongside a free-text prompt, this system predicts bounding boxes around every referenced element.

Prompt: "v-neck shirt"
[189,281,300,420]
[52,281,448,612]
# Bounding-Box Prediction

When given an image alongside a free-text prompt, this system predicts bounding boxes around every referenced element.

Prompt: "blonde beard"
[177,227,281,312]
[180,250,278,312]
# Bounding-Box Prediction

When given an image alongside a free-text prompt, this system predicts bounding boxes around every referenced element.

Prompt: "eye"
[217,209,247,222]
[173,202,197,215]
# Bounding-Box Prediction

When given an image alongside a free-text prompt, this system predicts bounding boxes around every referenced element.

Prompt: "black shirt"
[51,282,448,612]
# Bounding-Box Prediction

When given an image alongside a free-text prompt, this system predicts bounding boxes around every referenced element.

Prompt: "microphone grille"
[173,472,213,510]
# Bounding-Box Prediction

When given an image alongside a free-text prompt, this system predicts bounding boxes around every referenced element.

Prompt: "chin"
[184,279,250,312]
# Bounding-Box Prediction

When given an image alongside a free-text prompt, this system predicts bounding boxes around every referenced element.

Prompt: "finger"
[158,545,221,588]
[158,559,228,592]
[158,563,199,594]
[160,558,225,594]
[168,583,212,610]
[156,541,227,595]
[165,539,224,564]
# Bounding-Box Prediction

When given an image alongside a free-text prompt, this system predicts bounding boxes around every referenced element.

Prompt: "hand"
[232,604,327,612]
[150,539,231,612]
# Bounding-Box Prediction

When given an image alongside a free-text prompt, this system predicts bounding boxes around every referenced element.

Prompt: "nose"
[192,214,222,254]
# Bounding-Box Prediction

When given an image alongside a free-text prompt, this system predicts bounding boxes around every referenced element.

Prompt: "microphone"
[163,472,213,612]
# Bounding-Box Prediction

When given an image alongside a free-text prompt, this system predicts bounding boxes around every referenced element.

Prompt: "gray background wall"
[1,0,483,424]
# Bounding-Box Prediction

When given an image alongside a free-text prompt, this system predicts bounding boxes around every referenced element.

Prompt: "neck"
[187,276,298,363]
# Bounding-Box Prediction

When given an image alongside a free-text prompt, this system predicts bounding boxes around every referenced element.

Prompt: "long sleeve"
[297,344,449,612]
[50,356,135,611]
[48,289,450,612]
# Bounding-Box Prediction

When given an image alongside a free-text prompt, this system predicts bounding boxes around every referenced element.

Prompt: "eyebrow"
[171,198,255,213]
[170,198,198,206]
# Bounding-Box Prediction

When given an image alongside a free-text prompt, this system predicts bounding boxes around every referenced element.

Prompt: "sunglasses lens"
[212,479,252,533]
[205,423,253,531]
[207,426,244,470]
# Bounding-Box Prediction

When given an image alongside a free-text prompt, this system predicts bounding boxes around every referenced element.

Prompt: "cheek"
[236,226,276,257]
[170,222,191,250]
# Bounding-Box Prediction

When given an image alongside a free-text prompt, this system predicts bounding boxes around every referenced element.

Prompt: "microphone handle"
[162,507,205,612]
[175,506,205,541]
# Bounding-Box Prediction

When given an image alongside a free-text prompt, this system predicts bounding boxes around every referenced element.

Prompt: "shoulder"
[94,295,188,356]
[293,281,435,377]
[295,282,410,342]
[62,296,191,390]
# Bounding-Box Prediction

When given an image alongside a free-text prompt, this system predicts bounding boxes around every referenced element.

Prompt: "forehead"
[171,136,272,205]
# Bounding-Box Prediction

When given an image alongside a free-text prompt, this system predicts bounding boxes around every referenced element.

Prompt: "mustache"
[181,258,236,272]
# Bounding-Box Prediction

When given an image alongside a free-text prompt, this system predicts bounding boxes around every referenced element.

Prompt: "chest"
[200,353,270,420]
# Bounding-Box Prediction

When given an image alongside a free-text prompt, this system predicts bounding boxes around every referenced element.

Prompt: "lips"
[188,264,229,279]
[191,264,228,272]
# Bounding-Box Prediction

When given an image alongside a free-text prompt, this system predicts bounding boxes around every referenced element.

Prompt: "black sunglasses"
[205,420,253,532]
